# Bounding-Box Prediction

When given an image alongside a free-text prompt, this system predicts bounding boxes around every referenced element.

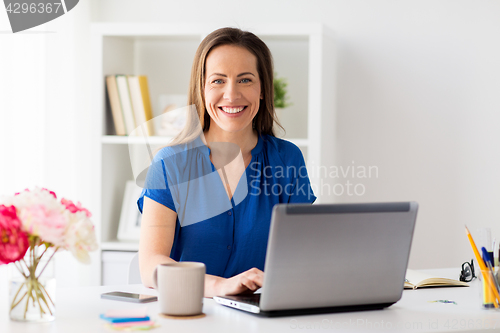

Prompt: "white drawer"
[101,251,137,286]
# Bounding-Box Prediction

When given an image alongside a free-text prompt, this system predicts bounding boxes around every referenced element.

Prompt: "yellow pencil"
[465,225,500,308]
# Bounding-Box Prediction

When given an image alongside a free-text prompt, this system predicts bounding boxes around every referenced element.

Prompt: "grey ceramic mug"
[152,262,205,316]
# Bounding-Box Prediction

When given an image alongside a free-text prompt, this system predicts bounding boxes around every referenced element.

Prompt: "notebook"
[404,269,469,289]
[214,202,419,317]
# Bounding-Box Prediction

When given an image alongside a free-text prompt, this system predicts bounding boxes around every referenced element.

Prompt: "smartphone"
[101,291,157,303]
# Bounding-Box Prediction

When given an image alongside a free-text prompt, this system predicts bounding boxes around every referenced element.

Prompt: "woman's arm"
[138,196,177,288]
[139,196,264,296]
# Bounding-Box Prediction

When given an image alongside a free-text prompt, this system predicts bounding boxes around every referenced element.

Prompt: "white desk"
[1,269,499,333]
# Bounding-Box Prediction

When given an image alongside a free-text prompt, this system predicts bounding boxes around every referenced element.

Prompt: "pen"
[482,247,496,307]
[485,260,500,293]
[465,226,499,308]
[482,247,494,266]
[494,238,499,267]
[493,238,497,266]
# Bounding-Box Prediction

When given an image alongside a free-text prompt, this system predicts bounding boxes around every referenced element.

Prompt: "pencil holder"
[479,268,500,310]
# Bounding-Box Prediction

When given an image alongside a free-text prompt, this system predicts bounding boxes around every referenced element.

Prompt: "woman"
[137,27,316,298]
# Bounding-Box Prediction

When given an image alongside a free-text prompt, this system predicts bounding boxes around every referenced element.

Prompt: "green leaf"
[274,73,292,109]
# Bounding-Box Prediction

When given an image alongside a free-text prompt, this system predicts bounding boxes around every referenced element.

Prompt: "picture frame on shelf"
[155,94,188,137]
[117,180,144,241]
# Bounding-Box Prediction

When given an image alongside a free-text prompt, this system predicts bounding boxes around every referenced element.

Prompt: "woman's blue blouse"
[137,134,316,278]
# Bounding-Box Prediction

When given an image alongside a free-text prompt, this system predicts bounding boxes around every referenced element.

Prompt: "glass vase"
[8,242,57,322]
[9,273,56,322]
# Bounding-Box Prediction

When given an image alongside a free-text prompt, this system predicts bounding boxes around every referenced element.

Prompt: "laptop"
[213,202,418,317]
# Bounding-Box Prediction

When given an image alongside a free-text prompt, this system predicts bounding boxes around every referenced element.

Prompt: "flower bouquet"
[0,187,98,322]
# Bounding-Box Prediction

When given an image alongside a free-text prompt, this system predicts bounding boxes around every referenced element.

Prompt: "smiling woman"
[204,45,262,137]
[137,27,316,298]
[189,27,276,136]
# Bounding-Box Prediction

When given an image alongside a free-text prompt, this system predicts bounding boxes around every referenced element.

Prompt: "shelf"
[91,22,326,38]
[101,241,139,252]
[102,135,308,147]
[102,135,174,145]
[285,138,309,147]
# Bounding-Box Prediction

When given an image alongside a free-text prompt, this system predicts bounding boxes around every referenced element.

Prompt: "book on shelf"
[115,75,137,135]
[404,269,469,289]
[105,76,126,136]
[127,75,155,136]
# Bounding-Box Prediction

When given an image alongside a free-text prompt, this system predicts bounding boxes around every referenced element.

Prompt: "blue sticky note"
[100,314,150,323]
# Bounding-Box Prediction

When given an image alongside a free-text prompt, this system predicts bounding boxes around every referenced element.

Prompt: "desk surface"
[1,268,499,333]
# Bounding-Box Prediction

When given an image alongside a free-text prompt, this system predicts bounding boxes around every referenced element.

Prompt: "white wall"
[90,0,500,270]
[0,1,96,286]
[0,4,49,292]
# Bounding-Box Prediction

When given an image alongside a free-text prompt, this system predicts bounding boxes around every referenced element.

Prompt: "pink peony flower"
[0,205,29,265]
[14,188,29,196]
[61,198,91,217]
[18,204,67,247]
[0,187,98,263]
[41,188,57,199]
[3,187,68,247]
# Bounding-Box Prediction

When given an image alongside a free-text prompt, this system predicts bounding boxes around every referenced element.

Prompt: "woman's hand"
[216,268,264,296]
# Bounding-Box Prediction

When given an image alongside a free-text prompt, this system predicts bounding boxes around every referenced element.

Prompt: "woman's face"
[204,44,261,135]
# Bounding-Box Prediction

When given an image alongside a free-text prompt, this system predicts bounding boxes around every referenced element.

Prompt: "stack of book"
[105,75,155,136]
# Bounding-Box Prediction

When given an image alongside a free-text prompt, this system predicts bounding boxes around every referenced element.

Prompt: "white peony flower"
[63,211,98,264]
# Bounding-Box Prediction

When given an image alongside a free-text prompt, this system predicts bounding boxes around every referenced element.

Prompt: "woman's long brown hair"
[168,27,282,147]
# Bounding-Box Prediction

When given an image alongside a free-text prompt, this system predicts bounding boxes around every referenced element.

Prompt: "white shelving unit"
[90,23,336,285]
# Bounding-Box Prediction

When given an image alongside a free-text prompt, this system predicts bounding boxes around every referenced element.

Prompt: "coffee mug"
[152,262,205,316]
